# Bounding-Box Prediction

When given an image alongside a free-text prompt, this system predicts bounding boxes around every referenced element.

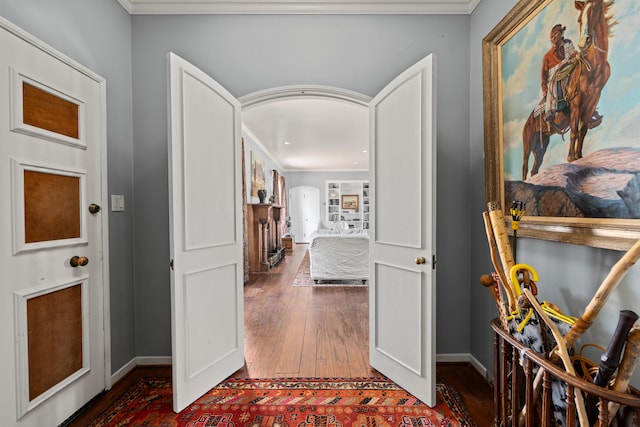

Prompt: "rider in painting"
[540,24,602,128]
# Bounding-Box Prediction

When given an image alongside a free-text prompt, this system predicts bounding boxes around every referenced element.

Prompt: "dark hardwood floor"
[65,243,493,426]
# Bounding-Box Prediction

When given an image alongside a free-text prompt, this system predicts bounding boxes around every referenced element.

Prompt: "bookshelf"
[326,180,369,230]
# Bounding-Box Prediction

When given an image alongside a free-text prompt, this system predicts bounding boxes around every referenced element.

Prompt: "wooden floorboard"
[437,362,495,425]
[64,243,493,426]
[241,244,378,379]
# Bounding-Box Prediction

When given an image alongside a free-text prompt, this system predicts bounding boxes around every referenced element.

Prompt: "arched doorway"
[239,85,372,378]
[239,85,371,109]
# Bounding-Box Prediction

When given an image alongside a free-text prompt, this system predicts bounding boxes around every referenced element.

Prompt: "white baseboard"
[436,353,488,381]
[112,354,489,385]
[110,356,172,385]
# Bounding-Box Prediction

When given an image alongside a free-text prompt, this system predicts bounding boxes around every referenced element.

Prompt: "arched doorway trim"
[239,85,371,109]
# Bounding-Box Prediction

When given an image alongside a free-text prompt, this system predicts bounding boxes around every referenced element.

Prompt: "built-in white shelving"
[326,180,369,230]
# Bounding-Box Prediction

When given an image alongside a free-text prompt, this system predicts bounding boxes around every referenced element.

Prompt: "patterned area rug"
[89,377,477,427]
[292,251,368,287]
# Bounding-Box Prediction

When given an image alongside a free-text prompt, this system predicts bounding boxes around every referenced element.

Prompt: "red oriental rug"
[89,377,477,427]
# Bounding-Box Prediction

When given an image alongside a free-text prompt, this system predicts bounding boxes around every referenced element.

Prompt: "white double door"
[168,53,436,411]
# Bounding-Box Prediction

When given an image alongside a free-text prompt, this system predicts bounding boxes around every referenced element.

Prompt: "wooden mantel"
[247,204,284,272]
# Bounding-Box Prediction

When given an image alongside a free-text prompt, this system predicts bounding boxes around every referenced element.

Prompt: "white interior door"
[168,53,244,412]
[289,186,319,243]
[288,186,306,242]
[369,55,437,406]
[0,17,108,425]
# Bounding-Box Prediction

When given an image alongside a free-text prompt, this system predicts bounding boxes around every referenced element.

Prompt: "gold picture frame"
[341,194,359,212]
[482,0,639,250]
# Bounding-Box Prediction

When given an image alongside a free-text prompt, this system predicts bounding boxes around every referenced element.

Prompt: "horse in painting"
[521,0,616,180]
[521,108,570,180]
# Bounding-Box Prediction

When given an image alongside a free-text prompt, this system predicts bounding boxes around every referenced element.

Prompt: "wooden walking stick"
[603,326,640,425]
[486,202,518,303]
[587,310,639,425]
[483,210,516,312]
[563,239,640,350]
[485,204,551,425]
[480,274,510,331]
[523,288,590,427]
[520,239,640,426]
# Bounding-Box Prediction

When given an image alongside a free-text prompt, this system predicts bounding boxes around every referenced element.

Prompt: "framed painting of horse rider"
[483,0,640,250]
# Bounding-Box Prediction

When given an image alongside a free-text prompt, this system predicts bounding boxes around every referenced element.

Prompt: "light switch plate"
[111,194,125,212]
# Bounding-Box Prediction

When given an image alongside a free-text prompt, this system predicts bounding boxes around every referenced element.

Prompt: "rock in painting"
[505,147,640,219]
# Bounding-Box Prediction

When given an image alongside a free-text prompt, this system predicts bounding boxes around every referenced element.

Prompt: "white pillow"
[345,228,365,234]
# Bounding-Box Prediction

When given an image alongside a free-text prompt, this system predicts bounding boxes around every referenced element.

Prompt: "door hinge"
[432,255,437,269]
[170,259,174,270]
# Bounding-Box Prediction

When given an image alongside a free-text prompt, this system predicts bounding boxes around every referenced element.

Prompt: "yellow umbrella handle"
[510,263,539,297]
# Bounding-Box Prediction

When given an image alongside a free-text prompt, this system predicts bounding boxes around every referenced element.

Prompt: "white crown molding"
[116,0,482,15]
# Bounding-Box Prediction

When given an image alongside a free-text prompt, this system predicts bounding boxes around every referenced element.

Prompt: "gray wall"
[470,0,640,386]
[243,131,282,204]
[7,0,637,386]
[0,0,137,372]
[130,14,472,357]
[468,0,520,376]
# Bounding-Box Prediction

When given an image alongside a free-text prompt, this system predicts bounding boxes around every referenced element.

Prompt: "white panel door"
[0,17,108,426]
[168,53,244,412]
[302,187,319,243]
[369,55,437,406]
[289,186,306,242]
[289,186,319,243]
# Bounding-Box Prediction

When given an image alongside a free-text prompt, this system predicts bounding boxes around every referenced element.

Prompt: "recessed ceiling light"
[353,161,359,165]
[283,141,291,145]
[362,150,368,153]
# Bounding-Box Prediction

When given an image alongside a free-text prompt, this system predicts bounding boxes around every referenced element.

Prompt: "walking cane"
[521,239,640,426]
[603,326,640,425]
[564,239,640,350]
[587,310,639,425]
[523,288,590,427]
[487,202,517,298]
[483,211,516,313]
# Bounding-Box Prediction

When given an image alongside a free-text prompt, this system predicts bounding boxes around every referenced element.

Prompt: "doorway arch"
[239,83,371,246]
[239,85,372,110]
[240,85,370,173]
[239,85,372,379]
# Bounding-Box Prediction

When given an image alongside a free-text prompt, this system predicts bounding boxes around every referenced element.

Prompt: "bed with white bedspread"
[308,228,369,282]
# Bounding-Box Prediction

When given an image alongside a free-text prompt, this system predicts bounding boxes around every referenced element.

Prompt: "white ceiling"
[117,0,483,172]
[117,0,482,15]
[243,98,369,172]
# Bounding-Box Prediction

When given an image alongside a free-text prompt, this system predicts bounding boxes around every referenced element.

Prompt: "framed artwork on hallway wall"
[250,151,265,198]
[482,0,640,250]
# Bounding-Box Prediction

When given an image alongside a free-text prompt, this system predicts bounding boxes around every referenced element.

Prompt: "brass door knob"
[88,204,101,214]
[70,256,89,267]
[415,256,426,265]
